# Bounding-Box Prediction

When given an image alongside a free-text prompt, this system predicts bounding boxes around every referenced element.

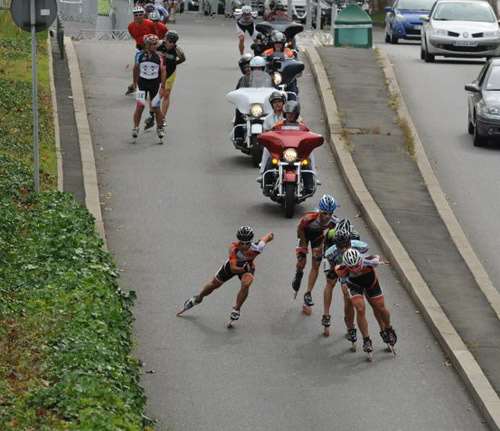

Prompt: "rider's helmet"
[254,32,265,43]
[283,100,301,122]
[275,0,287,11]
[132,5,145,15]
[249,56,266,70]
[165,30,179,43]
[318,194,337,213]
[343,248,363,268]
[237,226,254,242]
[144,34,160,46]
[241,5,253,15]
[334,227,352,247]
[269,90,286,104]
[335,218,352,234]
[144,3,156,13]
[271,31,286,45]
[239,53,253,74]
[149,10,161,21]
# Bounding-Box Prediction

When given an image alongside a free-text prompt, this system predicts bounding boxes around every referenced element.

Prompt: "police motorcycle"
[226,57,276,166]
[256,19,304,50]
[266,48,304,101]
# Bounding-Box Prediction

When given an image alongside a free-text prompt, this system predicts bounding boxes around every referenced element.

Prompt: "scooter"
[226,71,276,166]
[258,128,323,217]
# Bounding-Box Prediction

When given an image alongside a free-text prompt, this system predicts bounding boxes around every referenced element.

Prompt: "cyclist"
[335,248,397,356]
[177,227,274,327]
[292,194,339,315]
[236,5,257,55]
[132,34,166,142]
[322,222,366,338]
[126,6,156,95]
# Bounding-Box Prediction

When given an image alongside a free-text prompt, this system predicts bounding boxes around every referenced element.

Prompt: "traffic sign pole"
[31,0,40,193]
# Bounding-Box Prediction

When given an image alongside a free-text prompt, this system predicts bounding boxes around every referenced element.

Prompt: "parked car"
[421,0,500,62]
[466,58,500,147]
[187,0,199,11]
[203,0,225,14]
[384,0,435,43]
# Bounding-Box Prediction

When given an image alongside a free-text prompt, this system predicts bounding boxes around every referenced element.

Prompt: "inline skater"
[177,227,274,328]
[144,0,169,23]
[149,11,168,39]
[131,34,166,143]
[126,6,156,95]
[236,5,257,55]
[292,193,339,315]
[335,248,397,360]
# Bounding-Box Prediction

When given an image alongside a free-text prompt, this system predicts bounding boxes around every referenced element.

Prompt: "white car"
[421,0,500,62]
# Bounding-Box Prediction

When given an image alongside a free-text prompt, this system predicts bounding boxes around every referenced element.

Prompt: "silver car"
[466,58,500,146]
[421,0,500,62]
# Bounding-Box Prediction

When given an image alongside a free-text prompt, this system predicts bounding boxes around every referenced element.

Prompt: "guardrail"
[72,29,131,40]
[0,0,11,9]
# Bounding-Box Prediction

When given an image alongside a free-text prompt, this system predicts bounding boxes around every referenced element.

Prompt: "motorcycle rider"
[257,91,286,182]
[132,34,166,141]
[263,31,295,58]
[236,5,257,55]
[266,0,290,21]
[177,227,274,327]
[236,53,253,89]
[292,194,339,314]
[251,32,267,56]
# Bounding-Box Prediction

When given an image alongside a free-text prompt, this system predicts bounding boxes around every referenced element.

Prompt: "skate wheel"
[302,305,312,316]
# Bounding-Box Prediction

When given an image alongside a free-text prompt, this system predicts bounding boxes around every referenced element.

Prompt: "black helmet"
[165,30,179,43]
[284,100,300,119]
[269,91,286,104]
[254,32,265,42]
[237,226,254,242]
[275,1,286,11]
[271,31,286,44]
[238,53,253,73]
[334,228,351,245]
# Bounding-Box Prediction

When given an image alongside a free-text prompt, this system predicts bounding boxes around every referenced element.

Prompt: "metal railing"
[72,29,131,40]
[0,0,11,9]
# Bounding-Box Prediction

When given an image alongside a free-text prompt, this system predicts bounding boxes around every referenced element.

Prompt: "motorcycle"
[267,52,304,100]
[258,128,323,217]
[256,19,304,50]
[226,71,276,166]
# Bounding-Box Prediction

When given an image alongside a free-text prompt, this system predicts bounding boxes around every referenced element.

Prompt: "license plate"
[414,25,422,30]
[251,123,263,134]
[454,40,478,47]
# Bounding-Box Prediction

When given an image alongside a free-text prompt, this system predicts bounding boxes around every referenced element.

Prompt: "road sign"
[10,0,57,32]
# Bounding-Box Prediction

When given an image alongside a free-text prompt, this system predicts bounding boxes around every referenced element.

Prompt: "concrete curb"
[375,46,500,322]
[47,36,64,192]
[304,45,500,431]
[64,37,107,248]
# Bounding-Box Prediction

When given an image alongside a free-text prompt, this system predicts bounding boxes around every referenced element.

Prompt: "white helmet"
[132,5,145,14]
[241,5,252,14]
[343,248,362,268]
[250,56,266,69]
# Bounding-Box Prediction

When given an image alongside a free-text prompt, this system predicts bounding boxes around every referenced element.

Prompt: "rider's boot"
[346,327,357,351]
[157,126,165,143]
[125,84,135,95]
[386,326,397,346]
[177,295,201,316]
[144,114,155,130]
[321,314,331,337]
[291,270,303,297]
[132,127,139,139]
[363,336,373,360]
[303,291,314,315]
[227,308,240,328]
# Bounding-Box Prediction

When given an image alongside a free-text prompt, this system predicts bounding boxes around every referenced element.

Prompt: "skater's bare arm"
[176,47,186,65]
[261,232,274,244]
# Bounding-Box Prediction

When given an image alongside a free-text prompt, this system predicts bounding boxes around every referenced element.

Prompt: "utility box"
[334,5,372,48]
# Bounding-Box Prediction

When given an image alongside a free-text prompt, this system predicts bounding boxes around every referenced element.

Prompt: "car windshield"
[396,0,435,10]
[433,2,495,22]
[486,66,500,90]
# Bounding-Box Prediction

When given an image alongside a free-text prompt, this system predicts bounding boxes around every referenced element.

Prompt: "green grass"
[98,0,112,16]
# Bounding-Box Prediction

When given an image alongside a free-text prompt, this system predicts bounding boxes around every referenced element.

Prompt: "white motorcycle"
[226,71,276,166]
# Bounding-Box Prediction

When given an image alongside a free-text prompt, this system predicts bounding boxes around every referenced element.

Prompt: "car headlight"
[432,28,448,36]
[250,104,263,118]
[273,72,282,85]
[483,30,500,37]
[395,12,405,21]
[283,148,298,163]
[480,105,500,117]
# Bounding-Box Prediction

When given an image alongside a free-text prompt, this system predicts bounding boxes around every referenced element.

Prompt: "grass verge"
[0,10,152,430]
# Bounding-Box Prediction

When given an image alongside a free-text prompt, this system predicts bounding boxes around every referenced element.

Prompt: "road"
[376,31,500,294]
[76,16,487,431]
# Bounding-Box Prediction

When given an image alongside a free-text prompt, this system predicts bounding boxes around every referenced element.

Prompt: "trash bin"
[334,5,372,48]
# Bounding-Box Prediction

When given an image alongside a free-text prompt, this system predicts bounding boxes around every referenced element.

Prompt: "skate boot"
[302,292,314,316]
[132,127,139,142]
[291,270,303,298]
[321,314,331,337]
[144,114,155,130]
[125,84,135,95]
[227,309,240,329]
[157,126,165,144]
[386,327,397,356]
[176,295,200,316]
[345,327,357,352]
[362,337,373,361]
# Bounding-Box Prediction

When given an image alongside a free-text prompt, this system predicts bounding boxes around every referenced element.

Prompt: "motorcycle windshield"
[258,130,324,159]
[278,59,305,84]
[226,87,276,114]
[256,21,304,39]
[239,70,273,88]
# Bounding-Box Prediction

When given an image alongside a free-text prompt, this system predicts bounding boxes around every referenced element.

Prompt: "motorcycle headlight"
[283,148,298,163]
[273,72,283,85]
[250,104,263,118]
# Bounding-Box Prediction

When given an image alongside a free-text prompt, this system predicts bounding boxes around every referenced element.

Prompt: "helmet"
[255,32,265,42]
[284,100,300,119]
[249,56,266,69]
[318,194,337,213]
[165,30,179,43]
[144,34,159,45]
[275,1,287,10]
[334,228,351,245]
[239,53,253,73]
[241,5,252,14]
[144,3,155,12]
[335,218,352,234]
[343,248,363,268]
[132,5,145,14]
[269,91,286,104]
[271,31,286,44]
[149,10,161,21]
[237,226,254,241]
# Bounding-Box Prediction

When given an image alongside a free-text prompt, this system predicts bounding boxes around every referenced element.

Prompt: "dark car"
[466,57,500,147]
[384,0,435,43]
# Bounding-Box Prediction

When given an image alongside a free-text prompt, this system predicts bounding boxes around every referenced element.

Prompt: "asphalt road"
[76,16,487,431]
[376,30,500,294]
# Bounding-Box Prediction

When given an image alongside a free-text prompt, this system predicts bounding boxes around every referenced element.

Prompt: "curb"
[47,35,64,192]
[64,37,107,248]
[375,46,500,321]
[304,45,500,431]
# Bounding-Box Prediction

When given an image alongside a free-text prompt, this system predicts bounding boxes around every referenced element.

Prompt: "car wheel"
[420,46,425,60]
[468,118,474,135]
[473,119,486,147]
[423,40,435,63]
[390,33,398,44]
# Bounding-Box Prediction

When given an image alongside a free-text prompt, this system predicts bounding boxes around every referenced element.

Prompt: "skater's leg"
[234,273,254,311]
[133,103,145,128]
[342,285,355,330]
[323,278,335,316]
[238,34,245,55]
[351,296,369,338]
[161,89,171,119]
[305,247,322,294]
[154,107,164,128]
[369,296,391,329]
[197,278,223,302]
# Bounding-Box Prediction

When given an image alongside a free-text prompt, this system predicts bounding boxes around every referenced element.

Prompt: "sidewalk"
[317,47,500,396]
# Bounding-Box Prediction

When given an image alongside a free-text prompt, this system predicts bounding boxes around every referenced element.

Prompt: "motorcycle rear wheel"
[284,182,296,218]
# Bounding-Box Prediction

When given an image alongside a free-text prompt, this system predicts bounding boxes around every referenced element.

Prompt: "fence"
[0,0,10,10]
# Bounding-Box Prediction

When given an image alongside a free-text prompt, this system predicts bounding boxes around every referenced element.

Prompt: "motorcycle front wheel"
[284,182,296,218]
[250,138,263,167]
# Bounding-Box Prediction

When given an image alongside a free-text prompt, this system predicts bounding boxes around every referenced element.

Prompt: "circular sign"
[10,0,58,33]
